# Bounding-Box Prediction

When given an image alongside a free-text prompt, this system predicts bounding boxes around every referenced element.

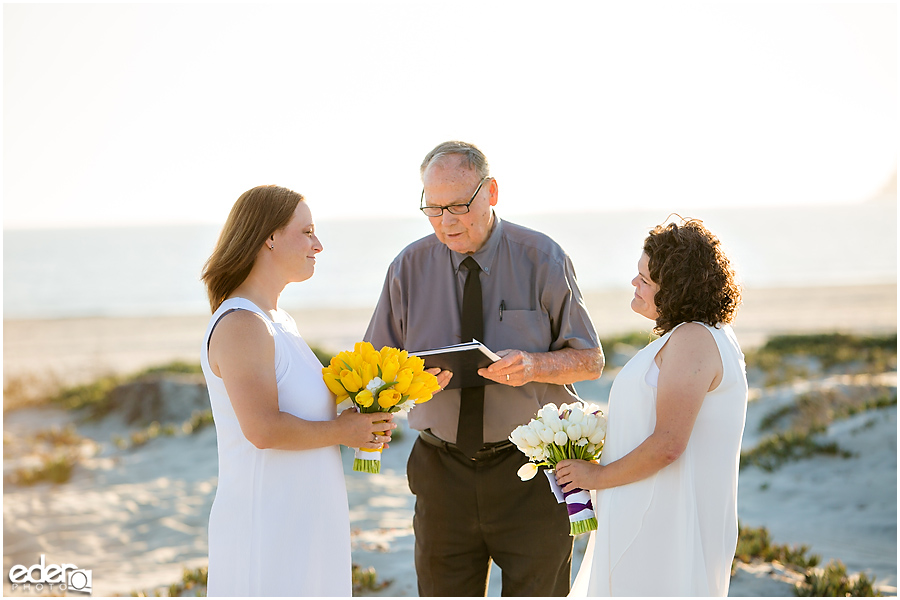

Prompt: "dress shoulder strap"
[206,298,275,351]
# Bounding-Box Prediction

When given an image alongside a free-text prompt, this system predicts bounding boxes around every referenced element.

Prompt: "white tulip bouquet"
[508,401,607,536]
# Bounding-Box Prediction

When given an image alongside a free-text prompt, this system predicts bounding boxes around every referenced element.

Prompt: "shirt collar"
[450,212,503,275]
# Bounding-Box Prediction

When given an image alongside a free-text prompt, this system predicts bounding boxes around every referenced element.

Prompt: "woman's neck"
[230,276,281,316]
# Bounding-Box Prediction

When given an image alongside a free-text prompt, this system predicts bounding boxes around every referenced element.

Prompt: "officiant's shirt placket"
[366,215,599,446]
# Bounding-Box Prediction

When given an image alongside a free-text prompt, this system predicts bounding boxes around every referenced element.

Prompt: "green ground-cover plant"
[352,564,392,594]
[52,375,124,415]
[137,361,203,377]
[9,424,93,485]
[32,423,82,446]
[19,348,331,419]
[760,387,896,434]
[734,525,882,596]
[113,410,215,451]
[602,330,659,349]
[128,565,208,597]
[130,563,388,596]
[740,427,851,471]
[747,333,897,387]
[745,384,897,471]
[13,452,78,485]
[795,560,881,597]
[2,371,66,412]
[48,360,203,419]
[600,331,659,365]
[734,523,820,571]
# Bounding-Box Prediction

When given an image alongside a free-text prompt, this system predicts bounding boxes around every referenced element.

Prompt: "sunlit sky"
[3,2,896,229]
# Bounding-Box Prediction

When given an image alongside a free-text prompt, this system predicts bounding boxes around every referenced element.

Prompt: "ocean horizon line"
[4,204,895,321]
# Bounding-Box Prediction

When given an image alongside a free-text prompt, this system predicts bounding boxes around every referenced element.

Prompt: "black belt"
[419,429,516,461]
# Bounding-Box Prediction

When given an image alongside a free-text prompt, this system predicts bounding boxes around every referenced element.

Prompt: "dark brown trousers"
[407,437,573,597]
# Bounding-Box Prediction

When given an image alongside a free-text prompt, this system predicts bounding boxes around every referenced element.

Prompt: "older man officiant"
[364,140,604,596]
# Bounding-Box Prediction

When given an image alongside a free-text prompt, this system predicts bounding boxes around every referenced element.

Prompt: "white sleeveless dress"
[571,322,748,597]
[200,298,351,596]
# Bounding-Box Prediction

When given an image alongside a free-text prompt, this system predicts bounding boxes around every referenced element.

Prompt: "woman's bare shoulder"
[210,309,273,350]
[659,322,718,359]
[670,321,716,341]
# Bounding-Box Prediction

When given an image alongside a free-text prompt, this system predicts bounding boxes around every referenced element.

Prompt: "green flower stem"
[353,458,381,473]
[569,517,598,536]
[374,380,398,395]
[544,441,602,467]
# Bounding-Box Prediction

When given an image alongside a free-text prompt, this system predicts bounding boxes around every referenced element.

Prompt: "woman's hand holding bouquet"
[509,401,607,535]
[323,341,441,473]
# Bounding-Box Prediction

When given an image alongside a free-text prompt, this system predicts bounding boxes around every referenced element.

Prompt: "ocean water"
[3,203,896,320]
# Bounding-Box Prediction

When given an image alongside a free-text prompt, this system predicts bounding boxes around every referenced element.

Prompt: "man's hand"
[478,349,533,386]
[478,347,604,386]
[426,367,453,392]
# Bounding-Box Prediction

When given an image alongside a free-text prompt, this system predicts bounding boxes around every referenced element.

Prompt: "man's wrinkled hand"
[477,349,533,386]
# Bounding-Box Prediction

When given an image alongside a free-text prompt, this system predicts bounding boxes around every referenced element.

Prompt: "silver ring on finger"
[506,374,510,381]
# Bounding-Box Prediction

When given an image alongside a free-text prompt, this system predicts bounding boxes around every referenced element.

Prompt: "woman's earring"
[268,244,274,250]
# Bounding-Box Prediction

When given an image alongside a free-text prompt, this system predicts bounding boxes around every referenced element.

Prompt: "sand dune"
[2,283,897,596]
[3,369,897,595]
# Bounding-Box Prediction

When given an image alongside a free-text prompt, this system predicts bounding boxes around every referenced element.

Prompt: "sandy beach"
[2,282,897,596]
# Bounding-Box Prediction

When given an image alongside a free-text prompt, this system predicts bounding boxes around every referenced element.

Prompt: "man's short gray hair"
[420,141,490,181]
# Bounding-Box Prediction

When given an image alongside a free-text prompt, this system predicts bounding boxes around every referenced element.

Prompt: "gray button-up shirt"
[364,215,601,443]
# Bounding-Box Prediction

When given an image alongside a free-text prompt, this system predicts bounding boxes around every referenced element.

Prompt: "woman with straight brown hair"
[200,185,394,596]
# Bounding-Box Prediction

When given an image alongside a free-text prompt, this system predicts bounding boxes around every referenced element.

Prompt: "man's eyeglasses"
[419,176,491,217]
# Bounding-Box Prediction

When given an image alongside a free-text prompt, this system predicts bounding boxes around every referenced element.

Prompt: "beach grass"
[7,423,94,485]
[740,427,851,472]
[4,349,332,418]
[111,409,214,451]
[795,560,881,597]
[12,452,79,485]
[40,360,202,419]
[352,564,392,594]
[734,524,884,596]
[33,423,82,446]
[761,387,896,433]
[746,333,897,387]
[742,384,896,472]
[4,332,894,594]
[127,565,208,597]
[128,563,389,596]
[599,330,659,367]
[734,523,820,571]
[602,330,660,349]
[2,371,66,412]
[739,332,897,471]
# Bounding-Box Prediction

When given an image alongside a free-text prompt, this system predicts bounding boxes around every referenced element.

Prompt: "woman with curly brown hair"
[557,218,748,596]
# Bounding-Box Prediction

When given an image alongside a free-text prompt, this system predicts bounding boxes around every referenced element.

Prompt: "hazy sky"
[3,2,896,229]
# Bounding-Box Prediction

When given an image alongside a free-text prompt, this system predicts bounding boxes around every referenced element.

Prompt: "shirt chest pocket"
[489,309,552,354]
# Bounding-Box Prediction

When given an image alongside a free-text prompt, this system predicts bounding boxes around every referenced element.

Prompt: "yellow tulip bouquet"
[322,341,441,473]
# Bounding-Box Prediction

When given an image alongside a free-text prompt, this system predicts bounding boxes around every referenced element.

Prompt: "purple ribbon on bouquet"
[542,469,597,535]
[563,487,594,516]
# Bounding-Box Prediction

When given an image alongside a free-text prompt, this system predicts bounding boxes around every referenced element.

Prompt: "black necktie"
[457,256,484,458]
